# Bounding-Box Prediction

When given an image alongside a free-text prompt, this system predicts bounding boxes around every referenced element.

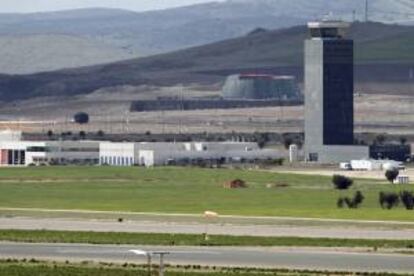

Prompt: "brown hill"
[0,22,413,101]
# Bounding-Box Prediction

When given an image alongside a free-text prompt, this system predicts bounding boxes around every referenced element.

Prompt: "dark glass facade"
[322,40,354,145]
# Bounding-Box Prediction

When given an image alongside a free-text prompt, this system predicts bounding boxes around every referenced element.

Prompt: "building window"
[309,153,319,162]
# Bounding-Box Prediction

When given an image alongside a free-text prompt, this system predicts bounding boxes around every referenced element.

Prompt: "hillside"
[0,0,413,74]
[0,22,413,101]
[0,34,137,74]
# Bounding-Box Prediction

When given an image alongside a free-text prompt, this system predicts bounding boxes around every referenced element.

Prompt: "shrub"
[337,191,365,209]
[337,198,345,208]
[400,191,414,210]
[379,192,400,209]
[332,175,353,190]
[73,112,89,124]
[223,179,247,189]
[385,169,399,184]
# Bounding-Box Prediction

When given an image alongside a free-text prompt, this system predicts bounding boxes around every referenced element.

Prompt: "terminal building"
[0,137,99,166]
[0,131,280,167]
[100,142,279,167]
[304,21,369,163]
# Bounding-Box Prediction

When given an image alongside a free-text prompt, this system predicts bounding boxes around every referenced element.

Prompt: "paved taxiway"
[1,242,414,273]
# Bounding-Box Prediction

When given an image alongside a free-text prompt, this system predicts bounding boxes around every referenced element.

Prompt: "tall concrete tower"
[304,21,368,163]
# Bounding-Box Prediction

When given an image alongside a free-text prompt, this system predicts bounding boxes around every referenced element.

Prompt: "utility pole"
[153,252,169,276]
[129,250,169,276]
[365,0,369,22]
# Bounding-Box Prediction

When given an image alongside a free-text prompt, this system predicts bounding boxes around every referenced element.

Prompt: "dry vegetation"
[0,85,413,137]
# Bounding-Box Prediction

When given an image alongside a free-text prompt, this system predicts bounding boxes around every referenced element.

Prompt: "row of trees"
[332,173,413,210]
[379,191,414,210]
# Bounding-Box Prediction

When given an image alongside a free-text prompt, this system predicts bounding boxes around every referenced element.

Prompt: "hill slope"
[0,0,413,73]
[0,34,137,74]
[0,22,413,101]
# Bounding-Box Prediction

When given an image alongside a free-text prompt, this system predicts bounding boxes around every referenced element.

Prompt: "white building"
[0,131,281,167]
[100,142,280,167]
[99,142,135,166]
[0,134,99,166]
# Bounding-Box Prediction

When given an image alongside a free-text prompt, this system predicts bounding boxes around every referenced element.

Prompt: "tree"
[352,191,365,208]
[47,130,53,139]
[337,198,345,208]
[79,131,86,140]
[337,191,365,209]
[379,192,400,209]
[332,175,353,190]
[97,130,105,137]
[73,112,89,124]
[385,169,399,184]
[400,191,414,210]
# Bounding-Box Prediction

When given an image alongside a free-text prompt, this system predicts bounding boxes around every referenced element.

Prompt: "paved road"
[1,217,414,240]
[1,242,414,273]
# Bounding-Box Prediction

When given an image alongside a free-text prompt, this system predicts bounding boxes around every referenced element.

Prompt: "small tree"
[332,175,353,190]
[337,191,365,209]
[97,130,105,137]
[379,192,400,209]
[73,112,89,124]
[385,169,399,184]
[353,191,365,208]
[400,191,414,210]
[79,131,86,140]
[400,136,407,145]
[47,130,53,139]
[337,198,345,208]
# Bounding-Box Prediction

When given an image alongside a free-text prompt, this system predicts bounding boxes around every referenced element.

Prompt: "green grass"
[1,230,414,249]
[0,260,411,276]
[0,166,413,221]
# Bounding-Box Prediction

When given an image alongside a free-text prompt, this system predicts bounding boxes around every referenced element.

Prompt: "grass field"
[0,166,413,221]
[0,260,409,276]
[1,230,414,249]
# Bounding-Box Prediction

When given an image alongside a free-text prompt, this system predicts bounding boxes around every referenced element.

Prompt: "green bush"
[332,175,353,190]
[385,169,399,184]
[379,192,400,209]
[337,191,365,209]
[400,191,414,210]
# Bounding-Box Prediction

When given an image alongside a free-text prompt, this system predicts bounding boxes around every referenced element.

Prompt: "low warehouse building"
[222,74,301,100]
[0,132,99,166]
[100,142,280,167]
[99,142,135,166]
[0,131,281,167]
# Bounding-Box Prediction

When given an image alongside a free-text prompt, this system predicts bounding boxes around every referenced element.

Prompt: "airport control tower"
[304,21,368,163]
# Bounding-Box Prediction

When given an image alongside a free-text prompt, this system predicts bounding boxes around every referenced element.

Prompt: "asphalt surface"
[1,217,414,240]
[1,242,414,273]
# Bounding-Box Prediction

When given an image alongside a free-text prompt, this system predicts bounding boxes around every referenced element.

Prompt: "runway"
[1,217,414,240]
[1,242,414,273]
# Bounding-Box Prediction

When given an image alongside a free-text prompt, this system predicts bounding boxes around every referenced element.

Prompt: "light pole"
[152,252,170,276]
[129,250,152,276]
[129,250,170,276]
